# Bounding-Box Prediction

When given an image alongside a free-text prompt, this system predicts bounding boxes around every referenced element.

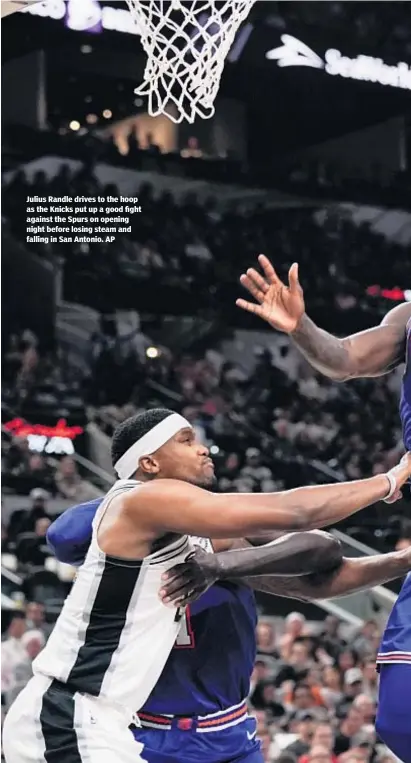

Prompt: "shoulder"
[123,479,208,502]
[121,479,213,518]
[381,302,411,330]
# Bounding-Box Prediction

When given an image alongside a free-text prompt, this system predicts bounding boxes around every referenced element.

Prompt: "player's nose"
[197,442,209,457]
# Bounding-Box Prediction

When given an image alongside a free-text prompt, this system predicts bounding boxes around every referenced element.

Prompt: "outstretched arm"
[237,255,409,380]
[125,455,409,542]
[160,531,343,604]
[246,549,411,601]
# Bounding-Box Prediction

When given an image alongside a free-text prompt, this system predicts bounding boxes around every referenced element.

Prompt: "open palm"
[236,254,305,334]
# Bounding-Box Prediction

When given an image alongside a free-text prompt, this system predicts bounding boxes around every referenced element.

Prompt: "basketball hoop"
[125,0,257,124]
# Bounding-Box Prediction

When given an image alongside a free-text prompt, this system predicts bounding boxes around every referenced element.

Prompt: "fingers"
[239,270,269,303]
[159,580,200,606]
[160,565,201,605]
[236,298,265,316]
[288,262,301,293]
[258,254,283,285]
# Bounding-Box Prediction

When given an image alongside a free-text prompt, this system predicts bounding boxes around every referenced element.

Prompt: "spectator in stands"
[54,456,99,502]
[285,685,325,726]
[25,601,51,639]
[250,679,287,720]
[23,489,50,533]
[336,668,365,716]
[320,666,344,709]
[283,713,316,757]
[352,694,376,726]
[337,649,360,675]
[16,516,52,567]
[299,724,337,762]
[181,136,203,159]
[3,629,45,709]
[279,613,306,661]
[25,455,55,495]
[258,726,273,762]
[256,621,279,659]
[352,621,379,657]
[1,613,27,696]
[361,660,378,701]
[240,448,273,485]
[276,640,313,687]
[319,616,346,660]
[334,707,366,755]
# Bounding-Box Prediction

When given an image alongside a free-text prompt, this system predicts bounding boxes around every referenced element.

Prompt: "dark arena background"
[1,2,411,761]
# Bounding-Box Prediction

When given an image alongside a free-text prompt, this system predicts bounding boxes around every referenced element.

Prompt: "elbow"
[290,530,343,574]
[305,531,343,572]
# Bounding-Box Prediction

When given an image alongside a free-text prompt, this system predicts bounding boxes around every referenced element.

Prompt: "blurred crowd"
[2,326,84,426]
[3,166,410,329]
[247,614,399,763]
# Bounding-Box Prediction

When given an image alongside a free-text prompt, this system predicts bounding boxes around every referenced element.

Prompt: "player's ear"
[139,455,160,476]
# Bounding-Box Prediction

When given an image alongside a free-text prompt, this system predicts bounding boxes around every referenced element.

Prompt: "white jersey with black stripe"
[33,480,195,715]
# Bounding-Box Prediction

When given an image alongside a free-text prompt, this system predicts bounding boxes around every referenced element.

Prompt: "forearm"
[216,532,343,579]
[290,314,352,380]
[245,551,411,601]
[262,474,390,532]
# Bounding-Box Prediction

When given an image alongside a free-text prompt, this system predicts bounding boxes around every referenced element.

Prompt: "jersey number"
[175,606,195,649]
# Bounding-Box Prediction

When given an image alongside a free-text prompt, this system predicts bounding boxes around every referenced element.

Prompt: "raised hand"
[236,254,305,334]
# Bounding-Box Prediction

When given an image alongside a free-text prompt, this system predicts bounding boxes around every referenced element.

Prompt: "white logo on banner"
[266,34,323,70]
[266,34,411,91]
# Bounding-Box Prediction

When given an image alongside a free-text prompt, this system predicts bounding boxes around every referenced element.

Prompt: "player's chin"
[193,470,216,489]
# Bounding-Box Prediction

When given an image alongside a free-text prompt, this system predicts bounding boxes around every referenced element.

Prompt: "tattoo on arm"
[291,314,350,380]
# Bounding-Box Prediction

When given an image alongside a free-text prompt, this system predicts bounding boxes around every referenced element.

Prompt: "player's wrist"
[289,312,308,336]
[382,472,397,502]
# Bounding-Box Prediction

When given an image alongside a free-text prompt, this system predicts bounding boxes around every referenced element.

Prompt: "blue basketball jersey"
[377,573,411,664]
[142,577,257,717]
[400,317,411,450]
[377,316,411,664]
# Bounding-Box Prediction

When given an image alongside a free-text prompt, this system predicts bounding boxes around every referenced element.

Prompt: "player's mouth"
[203,459,215,471]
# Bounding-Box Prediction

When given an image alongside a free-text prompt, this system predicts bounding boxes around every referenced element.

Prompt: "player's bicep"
[345,319,405,378]
[127,480,300,538]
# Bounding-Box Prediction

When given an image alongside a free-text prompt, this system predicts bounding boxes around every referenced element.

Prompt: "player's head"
[111,408,215,488]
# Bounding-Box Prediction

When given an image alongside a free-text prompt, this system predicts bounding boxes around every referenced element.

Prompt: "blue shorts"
[133,716,263,763]
[376,663,411,763]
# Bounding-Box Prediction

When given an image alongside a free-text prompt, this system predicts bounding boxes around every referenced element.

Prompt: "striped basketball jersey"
[33,480,194,714]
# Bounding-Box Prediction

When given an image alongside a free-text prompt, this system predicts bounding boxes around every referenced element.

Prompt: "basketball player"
[48,496,411,763]
[6,409,408,763]
[237,254,411,763]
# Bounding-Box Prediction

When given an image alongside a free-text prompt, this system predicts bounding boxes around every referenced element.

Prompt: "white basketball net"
[125,0,257,124]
